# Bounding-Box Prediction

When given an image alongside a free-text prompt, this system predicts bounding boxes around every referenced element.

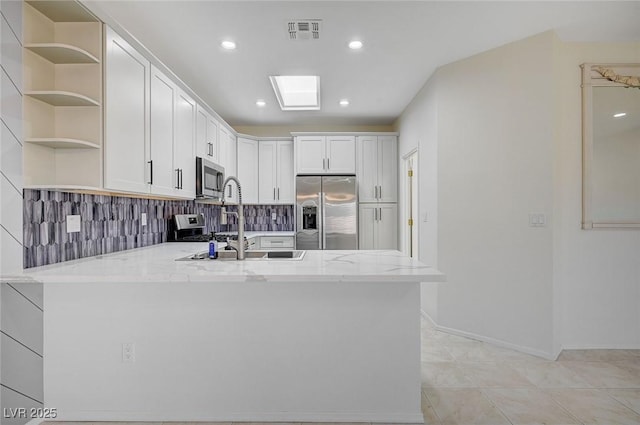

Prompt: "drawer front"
[260,236,294,249]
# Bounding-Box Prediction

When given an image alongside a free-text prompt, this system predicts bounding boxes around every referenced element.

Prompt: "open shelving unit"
[23,0,103,190]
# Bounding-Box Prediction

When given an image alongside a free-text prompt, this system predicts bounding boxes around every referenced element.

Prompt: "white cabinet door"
[295,136,325,174]
[207,116,219,162]
[258,141,277,204]
[219,127,238,202]
[326,135,355,174]
[378,136,397,203]
[149,65,176,197]
[358,204,377,250]
[377,203,398,249]
[175,88,196,198]
[276,140,294,204]
[196,105,216,160]
[237,137,259,203]
[104,26,150,193]
[356,136,378,202]
[358,203,397,249]
[227,132,238,202]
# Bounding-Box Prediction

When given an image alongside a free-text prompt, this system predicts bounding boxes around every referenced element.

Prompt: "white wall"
[0,0,23,276]
[398,29,640,357]
[395,75,439,321]
[554,41,640,349]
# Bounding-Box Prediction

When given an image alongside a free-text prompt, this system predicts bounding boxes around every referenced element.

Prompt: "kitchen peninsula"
[21,243,444,423]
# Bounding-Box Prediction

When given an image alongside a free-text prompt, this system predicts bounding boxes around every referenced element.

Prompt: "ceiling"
[86,1,640,129]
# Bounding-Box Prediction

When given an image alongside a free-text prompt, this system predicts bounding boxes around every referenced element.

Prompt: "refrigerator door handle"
[321,192,327,249]
[318,192,324,249]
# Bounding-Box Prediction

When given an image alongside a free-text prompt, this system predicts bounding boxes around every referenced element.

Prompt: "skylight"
[269,75,320,110]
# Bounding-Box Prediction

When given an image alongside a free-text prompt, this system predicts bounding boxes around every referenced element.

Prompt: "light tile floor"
[420,318,640,425]
[42,320,640,425]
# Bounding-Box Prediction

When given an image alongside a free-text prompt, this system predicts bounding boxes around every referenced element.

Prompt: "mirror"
[582,64,640,229]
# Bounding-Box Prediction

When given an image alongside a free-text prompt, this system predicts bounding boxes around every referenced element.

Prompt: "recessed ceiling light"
[339,99,350,107]
[221,40,236,50]
[613,112,627,118]
[269,75,320,111]
[256,99,266,107]
[348,40,363,50]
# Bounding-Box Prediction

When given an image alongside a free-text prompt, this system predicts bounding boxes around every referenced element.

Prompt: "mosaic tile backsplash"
[23,189,294,268]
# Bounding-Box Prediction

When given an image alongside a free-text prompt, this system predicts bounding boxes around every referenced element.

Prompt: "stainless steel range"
[168,214,211,242]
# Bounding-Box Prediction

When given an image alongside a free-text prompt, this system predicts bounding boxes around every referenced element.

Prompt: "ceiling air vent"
[287,20,321,40]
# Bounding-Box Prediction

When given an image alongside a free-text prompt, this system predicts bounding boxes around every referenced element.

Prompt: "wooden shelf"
[25,43,99,64]
[26,0,97,22]
[25,138,99,149]
[25,90,100,106]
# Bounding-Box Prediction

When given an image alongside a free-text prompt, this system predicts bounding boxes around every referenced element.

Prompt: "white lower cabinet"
[259,236,295,250]
[358,204,398,250]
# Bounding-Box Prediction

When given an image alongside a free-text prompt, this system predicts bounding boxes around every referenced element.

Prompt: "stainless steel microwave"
[195,157,225,199]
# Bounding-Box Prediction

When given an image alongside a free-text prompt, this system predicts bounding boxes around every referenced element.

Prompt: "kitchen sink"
[176,250,306,261]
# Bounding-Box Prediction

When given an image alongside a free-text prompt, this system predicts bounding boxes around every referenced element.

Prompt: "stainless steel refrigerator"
[296,175,358,250]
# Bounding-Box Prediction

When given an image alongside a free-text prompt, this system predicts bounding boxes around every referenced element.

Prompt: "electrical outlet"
[271,212,277,221]
[66,215,81,233]
[141,213,147,226]
[529,213,547,227]
[122,343,135,363]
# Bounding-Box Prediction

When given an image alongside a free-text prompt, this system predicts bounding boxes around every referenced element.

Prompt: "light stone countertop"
[16,242,445,284]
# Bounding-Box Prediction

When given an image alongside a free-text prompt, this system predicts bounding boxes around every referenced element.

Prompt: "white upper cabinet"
[357,135,397,203]
[149,65,176,197]
[326,135,356,174]
[175,88,196,198]
[104,26,150,194]
[295,136,325,174]
[219,126,238,202]
[258,140,294,204]
[237,137,259,203]
[295,135,355,174]
[196,105,218,162]
[277,140,294,203]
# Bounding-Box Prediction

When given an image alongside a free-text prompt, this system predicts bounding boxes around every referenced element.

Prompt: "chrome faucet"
[220,176,244,260]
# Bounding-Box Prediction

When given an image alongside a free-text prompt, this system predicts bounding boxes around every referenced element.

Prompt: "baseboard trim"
[421,310,555,360]
[561,343,640,350]
[50,411,425,423]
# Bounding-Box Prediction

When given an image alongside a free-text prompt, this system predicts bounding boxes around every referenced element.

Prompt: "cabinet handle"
[208,142,213,156]
[273,187,276,201]
[379,208,382,221]
[379,185,382,199]
[175,168,180,189]
[374,207,378,221]
[180,169,183,189]
[323,158,326,170]
[375,186,378,199]
[148,160,153,185]
[277,187,280,200]
[327,158,330,170]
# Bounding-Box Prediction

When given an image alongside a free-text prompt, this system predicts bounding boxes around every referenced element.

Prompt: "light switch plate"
[141,213,147,226]
[66,214,81,233]
[529,213,546,227]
